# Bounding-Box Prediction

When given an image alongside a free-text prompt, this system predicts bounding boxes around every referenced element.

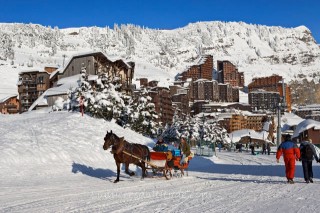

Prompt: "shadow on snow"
[71,154,320,183]
[71,162,116,181]
[188,154,320,181]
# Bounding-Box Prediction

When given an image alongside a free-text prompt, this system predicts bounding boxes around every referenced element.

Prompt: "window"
[38,76,44,84]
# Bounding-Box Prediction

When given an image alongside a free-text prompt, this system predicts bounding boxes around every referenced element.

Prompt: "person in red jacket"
[276,134,301,184]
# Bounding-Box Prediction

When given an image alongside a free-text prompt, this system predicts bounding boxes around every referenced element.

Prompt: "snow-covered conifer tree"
[162,111,182,143]
[130,88,159,137]
[67,65,125,121]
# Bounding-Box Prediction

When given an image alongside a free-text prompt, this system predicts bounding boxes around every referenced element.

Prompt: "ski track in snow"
[1,112,320,212]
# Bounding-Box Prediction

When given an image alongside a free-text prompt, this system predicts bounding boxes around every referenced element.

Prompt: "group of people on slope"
[276,134,320,184]
[153,136,191,165]
[261,142,271,155]
[248,142,271,155]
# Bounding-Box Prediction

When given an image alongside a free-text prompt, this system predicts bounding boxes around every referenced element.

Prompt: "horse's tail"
[145,146,150,162]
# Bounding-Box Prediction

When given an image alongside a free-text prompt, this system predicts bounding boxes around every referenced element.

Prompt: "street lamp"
[248,131,251,152]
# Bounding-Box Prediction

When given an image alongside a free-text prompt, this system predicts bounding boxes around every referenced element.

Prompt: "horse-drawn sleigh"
[103,131,193,182]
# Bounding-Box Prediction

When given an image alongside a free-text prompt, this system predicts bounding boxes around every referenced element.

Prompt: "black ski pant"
[302,160,313,181]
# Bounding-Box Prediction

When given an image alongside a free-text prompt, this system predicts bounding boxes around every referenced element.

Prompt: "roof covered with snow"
[28,75,81,111]
[60,51,133,75]
[292,119,320,138]
[281,112,304,131]
[230,129,270,143]
[0,94,18,103]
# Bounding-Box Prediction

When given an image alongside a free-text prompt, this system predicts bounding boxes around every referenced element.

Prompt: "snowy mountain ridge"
[0,21,320,99]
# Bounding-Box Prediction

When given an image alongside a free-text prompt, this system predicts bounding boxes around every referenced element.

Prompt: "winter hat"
[284,134,291,141]
[158,136,163,141]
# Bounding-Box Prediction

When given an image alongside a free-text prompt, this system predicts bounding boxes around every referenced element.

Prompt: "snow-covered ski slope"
[1,111,320,212]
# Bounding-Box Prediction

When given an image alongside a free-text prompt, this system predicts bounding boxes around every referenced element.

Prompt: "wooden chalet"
[0,95,19,114]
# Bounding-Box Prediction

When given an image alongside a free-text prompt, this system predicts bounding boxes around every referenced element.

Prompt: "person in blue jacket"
[153,136,168,152]
[299,138,320,183]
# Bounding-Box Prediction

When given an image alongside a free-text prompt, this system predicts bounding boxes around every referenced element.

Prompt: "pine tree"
[67,65,125,121]
[117,94,133,128]
[161,111,185,143]
[130,88,159,137]
[162,123,180,143]
[67,64,91,111]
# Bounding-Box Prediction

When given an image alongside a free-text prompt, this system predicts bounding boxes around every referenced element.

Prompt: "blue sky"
[1,0,319,43]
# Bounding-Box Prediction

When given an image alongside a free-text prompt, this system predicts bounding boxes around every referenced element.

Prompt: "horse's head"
[103,131,115,150]
[103,131,124,151]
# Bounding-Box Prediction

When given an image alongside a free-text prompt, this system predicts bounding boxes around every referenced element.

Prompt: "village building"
[217,112,268,133]
[179,55,213,81]
[192,79,219,102]
[170,79,193,118]
[51,52,135,93]
[17,66,58,113]
[248,90,280,113]
[218,83,233,102]
[294,104,320,122]
[292,119,320,145]
[0,95,19,114]
[217,60,244,87]
[28,52,135,111]
[248,75,292,112]
[192,101,251,115]
[138,78,174,125]
[148,87,174,125]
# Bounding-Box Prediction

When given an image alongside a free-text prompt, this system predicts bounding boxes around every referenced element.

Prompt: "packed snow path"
[1,112,320,212]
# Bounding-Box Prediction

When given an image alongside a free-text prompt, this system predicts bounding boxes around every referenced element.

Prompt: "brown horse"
[103,131,150,183]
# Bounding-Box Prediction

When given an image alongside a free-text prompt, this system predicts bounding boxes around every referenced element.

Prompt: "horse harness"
[112,138,147,163]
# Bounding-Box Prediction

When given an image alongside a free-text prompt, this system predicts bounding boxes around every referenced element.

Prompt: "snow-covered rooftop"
[292,119,320,138]
[230,129,270,143]
[0,94,18,103]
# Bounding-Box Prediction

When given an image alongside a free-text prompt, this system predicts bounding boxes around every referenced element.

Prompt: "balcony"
[6,104,18,109]
[7,108,19,113]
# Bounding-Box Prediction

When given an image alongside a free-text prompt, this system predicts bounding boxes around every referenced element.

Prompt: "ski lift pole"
[276,102,281,148]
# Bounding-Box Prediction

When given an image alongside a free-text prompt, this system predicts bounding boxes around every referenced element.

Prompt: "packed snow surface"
[1,111,320,212]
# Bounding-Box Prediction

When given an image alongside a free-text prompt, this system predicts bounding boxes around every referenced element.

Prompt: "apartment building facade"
[228,113,267,133]
[248,90,280,113]
[51,52,135,94]
[18,66,58,113]
[137,78,174,125]
[295,105,320,122]
[0,95,19,114]
[218,84,233,102]
[248,75,291,111]
[217,60,244,87]
[148,87,174,125]
[192,79,219,101]
[179,55,213,81]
